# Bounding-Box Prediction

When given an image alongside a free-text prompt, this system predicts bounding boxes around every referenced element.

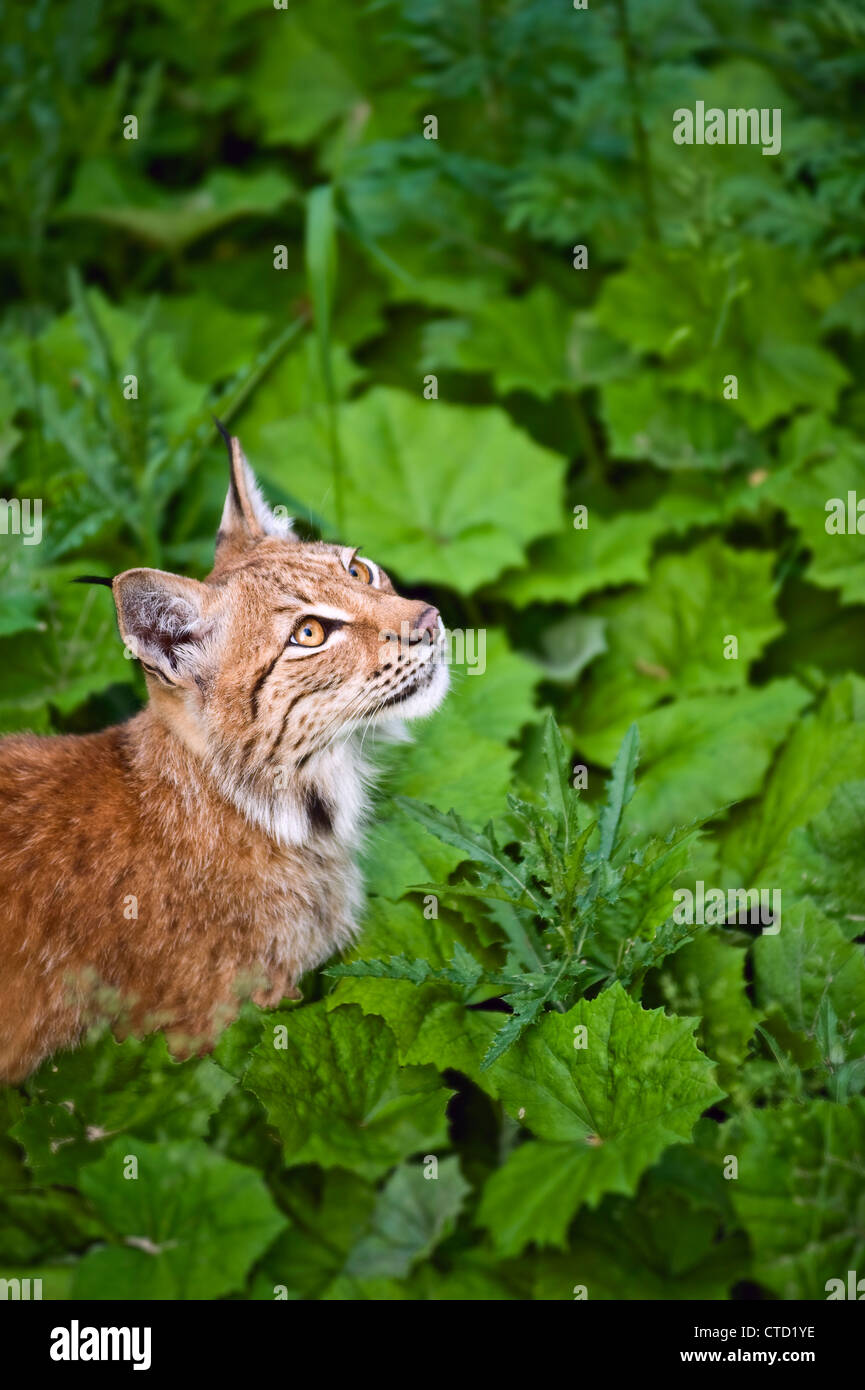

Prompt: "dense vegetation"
[1,0,864,1299]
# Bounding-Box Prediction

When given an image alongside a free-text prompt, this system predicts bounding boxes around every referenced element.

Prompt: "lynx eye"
[290,617,326,648]
[348,558,372,585]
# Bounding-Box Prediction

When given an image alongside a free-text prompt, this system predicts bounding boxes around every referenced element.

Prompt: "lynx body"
[0,437,447,1080]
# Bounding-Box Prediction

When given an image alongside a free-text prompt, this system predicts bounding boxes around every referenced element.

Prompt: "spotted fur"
[0,436,448,1080]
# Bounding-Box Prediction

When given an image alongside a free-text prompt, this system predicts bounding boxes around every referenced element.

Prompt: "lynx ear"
[113,569,215,688]
[214,419,294,555]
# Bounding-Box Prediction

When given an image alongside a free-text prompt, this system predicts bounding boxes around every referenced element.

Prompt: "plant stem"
[615,0,659,242]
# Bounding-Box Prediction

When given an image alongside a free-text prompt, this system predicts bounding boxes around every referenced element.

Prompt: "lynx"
[0,430,448,1080]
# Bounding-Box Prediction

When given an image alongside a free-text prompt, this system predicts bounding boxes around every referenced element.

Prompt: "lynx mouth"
[377,671,429,710]
[376,649,448,714]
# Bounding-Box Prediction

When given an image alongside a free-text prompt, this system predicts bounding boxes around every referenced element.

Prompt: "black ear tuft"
[72,576,114,588]
[212,417,239,508]
[212,415,232,454]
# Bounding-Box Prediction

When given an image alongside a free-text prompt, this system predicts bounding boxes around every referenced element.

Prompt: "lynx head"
[110,429,449,845]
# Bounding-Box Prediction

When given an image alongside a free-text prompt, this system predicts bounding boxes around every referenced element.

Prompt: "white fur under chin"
[387,657,450,720]
[216,739,371,850]
[215,656,449,850]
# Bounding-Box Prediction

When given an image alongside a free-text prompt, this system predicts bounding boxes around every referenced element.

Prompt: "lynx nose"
[413,605,440,641]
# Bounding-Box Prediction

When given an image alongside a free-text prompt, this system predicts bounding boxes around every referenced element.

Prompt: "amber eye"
[348,558,372,585]
[291,617,326,648]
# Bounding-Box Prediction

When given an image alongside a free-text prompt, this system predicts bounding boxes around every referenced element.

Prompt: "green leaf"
[243,1004,452,1180]
[596,243,848,429]
[573,539,784,758]
[817,260,865,336]
[57,160,295,252]
[422,289,633,399]
[0,573,137,733]
[622,680,810,839]
[531,614,608,684]
[757,576,865,686]
[249,18,364,145]
[325,896,505,1085]
[753,900,865,1061]
[154,296,268,386]
[0,585,42,639]
[0,1191,104,1266]
[395,802,539,913]
[330,982,504,1093]
[323,896,506,1084]
[494,507,671,609]
[590,827,705,979]
[779,781,865,937]
[534,1174,747,1300]
[12,1032,235,1185]
[726,1099,865,1299]
[766,416,865,606]
[257,1170,376,1300]
[721,676,865,884]
[261,387,565,592]
[333,892,495,976]
[327,954,441,987]
[478,992,550,1072]
[237,334,364,458]
[477,985,723,1253]
[597,724,640,861]
[601,374,765,471]
[503,712,589,930]
[655,934,759,1090]
[342,1157,470,1280]
[542,710,573,824]
[70,1138,285,1300]
[409,1254,523,1301]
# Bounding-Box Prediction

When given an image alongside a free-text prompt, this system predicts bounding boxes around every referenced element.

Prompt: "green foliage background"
[1,0,865,1300]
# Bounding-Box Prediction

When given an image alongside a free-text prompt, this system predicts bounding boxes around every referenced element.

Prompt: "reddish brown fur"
[0,438,448,1080]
